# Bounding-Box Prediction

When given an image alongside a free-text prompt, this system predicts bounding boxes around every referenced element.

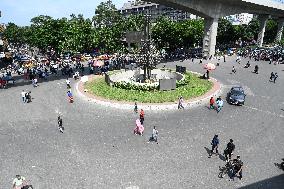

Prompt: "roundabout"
[77,70,221,110]
[1,57,283,189]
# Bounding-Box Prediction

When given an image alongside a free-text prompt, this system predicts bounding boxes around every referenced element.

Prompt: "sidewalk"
[75,72,223,111]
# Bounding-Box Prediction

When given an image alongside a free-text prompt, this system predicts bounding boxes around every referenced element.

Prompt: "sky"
[0,0,126,26]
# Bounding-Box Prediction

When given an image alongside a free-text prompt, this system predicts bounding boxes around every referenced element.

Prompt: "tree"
[264,19,278,44]
[152,17,178,51]
[217,18,235,47]
[92,0,124,53]
[2,23,29,48]
[180,19,204,48]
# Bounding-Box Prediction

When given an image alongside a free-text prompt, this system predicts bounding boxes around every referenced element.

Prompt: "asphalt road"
[0,56,283,189]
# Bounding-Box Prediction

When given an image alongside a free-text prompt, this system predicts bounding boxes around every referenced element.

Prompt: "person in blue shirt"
[216,96,224,113]
[209,135,219,158]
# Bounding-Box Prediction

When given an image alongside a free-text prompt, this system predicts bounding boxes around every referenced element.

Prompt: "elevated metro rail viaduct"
[148,0,284,58]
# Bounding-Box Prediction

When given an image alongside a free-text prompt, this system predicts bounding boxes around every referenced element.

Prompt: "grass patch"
[85,72,213,103]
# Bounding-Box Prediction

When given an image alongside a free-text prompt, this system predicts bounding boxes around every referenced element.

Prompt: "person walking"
[21,90,26,103]
[32,78,38,87]
[209,97,215,110]
[67,90,74,103]
[139,109,145,125]
[209,134,219,158]
[216,96,224,113]
[148,126,158,144]
[206,69,210,79]
[224,139,235,162]
[254,65,259,74]
[66,78,71,89]
[269,72,275,81]
[232,66,236,74]
[273,72,278,83]
[58,116,64,133]
[178,96,184,109]
[134,102,138,113]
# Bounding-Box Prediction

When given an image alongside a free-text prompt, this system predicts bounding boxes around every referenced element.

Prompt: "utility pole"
[143,11,151,81]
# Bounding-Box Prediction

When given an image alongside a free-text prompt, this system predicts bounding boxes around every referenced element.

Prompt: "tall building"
[119,1,197,21]
[225,13,254,25]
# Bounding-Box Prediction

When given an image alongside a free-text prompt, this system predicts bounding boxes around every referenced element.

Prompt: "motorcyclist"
[12,175,34,189]
[244,61,250,68]
[232,155,243,180]
[73,71,80,80]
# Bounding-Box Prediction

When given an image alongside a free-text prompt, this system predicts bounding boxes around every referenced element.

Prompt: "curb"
[75,72,223,111]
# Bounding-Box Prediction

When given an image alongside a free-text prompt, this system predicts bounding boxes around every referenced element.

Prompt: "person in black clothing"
[273,73,278,83]
[270,72,275,81]
[232,155,243,180]
[224,139,235,162]
[254,65,259,74]
[209,135,219,158]
[206,70,209,79]
[58,116,64,133]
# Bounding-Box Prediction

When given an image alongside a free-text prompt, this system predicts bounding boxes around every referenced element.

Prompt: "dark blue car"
[227,86,246,105]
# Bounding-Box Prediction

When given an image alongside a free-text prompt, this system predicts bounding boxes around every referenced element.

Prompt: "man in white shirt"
[12,175,34,189]
[66,78,71,89]
[148,126,158,144]
[21,90,26,103]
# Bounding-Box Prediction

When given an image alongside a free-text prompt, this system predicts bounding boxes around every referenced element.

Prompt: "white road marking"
[126,186,139,189]
[243,105,284,118]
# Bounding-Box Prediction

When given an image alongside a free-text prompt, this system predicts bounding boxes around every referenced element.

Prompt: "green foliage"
[264,19,278,44]
[92,0,125,53]
[217,18,278,46]
[86,73,212,103]
[152,17,203,50]
[2,23,30,47]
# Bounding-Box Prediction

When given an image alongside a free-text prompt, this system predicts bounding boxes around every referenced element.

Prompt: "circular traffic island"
[84,69,213,104]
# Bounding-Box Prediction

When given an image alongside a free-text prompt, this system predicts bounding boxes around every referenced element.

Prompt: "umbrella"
[204,63,216,71]
[93,60,104,67]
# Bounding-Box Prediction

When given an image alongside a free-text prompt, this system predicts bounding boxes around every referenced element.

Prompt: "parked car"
[227,86,246,105]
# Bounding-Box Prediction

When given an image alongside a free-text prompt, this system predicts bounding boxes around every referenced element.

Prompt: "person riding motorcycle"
[232,155,243,180]
[12,175,34,189]
[244,61,250,68]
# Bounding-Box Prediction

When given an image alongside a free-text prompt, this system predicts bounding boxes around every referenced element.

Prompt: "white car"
[0,52,5,58]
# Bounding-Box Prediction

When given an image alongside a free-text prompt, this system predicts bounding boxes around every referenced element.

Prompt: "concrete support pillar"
[203,17,218,59]
[275,18,284,42]
[128,42,131,52]
[257,15,269,47]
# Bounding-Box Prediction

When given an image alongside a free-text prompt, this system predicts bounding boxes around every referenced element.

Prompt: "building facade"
[225,13,254,25]
[120,1,197,21]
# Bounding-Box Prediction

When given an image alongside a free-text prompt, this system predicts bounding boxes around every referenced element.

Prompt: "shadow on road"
[204,147,211,156]
[219,153,226,161]
[237,174,284,189]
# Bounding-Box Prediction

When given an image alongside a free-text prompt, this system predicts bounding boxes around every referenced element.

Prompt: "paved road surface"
[0,56,283,189]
